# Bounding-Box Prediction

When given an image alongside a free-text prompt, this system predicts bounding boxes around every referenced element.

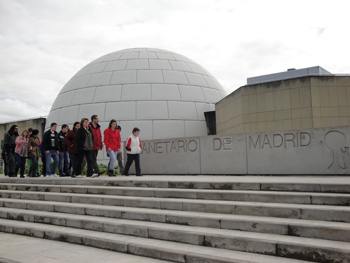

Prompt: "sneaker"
[51,174,58,177]
[71,175,76,178]
[45,175,50,177]
[75,175,84,178]
[91,173,99,178]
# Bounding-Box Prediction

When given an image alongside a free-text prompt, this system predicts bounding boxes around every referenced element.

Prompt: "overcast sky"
[1,0,350,123]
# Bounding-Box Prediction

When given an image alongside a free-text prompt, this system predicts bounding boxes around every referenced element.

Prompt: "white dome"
[46,48,227,141]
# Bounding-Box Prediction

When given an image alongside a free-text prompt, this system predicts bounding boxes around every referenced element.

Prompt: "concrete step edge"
[1,207,350,249]
[1,184,349,206]
[1,190,349,211]
[1,199,350,242]
[0,218,329,263]
[0,178,349,193]
[2,182,350,196]
[1,192,350,223]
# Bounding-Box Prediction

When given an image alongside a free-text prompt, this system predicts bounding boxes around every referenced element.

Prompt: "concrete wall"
[0,118,46,143]
[136,126,350,175]
[216,76,350,135]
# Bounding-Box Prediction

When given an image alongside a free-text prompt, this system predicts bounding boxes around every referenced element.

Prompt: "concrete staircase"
[0,176,349,263]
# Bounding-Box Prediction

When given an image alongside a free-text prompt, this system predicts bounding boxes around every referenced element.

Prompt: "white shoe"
[91,173,99,178]
[51,174,58,177]
[45,175,50,177]
[75,175,83,178]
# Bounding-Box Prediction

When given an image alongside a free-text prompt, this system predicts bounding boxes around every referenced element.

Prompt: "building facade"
[216,67,350,135]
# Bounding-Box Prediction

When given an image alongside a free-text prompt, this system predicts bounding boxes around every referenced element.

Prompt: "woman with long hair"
[103,119,121,177]
[14,129,29,178]
[4,125,19,177]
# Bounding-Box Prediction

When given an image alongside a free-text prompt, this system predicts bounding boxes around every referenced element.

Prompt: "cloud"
[1,0,350,122]
[0,98,49,123]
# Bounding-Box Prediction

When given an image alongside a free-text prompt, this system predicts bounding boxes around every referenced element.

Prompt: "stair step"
[1,177,349,193]
[1,198,349,242]
[1,206,349,259]
[1,176,349,262]
[1,184,349,205]
[1,190,350,222]
[0,218,327,263]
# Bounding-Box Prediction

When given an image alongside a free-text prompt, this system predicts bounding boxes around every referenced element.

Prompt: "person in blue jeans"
[42,122,60,177]
[103,119,121,177]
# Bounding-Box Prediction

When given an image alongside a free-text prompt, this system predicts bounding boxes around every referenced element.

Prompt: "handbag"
[20,142,28,157]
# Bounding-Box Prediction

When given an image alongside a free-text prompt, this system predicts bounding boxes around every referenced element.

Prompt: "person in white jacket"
[123,127,142,176]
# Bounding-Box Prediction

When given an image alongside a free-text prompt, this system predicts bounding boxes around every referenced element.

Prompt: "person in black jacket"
[42,122,60,177]
[58,124,70,177]
[4,125,19,177]
[75,118,99,178]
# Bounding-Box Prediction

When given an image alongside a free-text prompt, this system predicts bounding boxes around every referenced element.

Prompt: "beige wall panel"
[274,120,285,131]
[339,107,350,117]
[299,87,311,108]
[273,90,282,110]
[264,92,274,111]
[301,118,313,129]
[339,117,349,126]
[290,88,300,108]
[274,110,292,121]
[313,118,322,128]
[257,93,265,112]
[319,86,329,106]
[311,86,320,107]
[312,107,321,118]
[337,86,348,106]
[258,112,274,122]
[320,107,339,117]
[281,90,291,110]
[242,95,250,114]
[292,108,312,119]
[292,119,301,129]
[328,87,339,106]
[248,94,257,112]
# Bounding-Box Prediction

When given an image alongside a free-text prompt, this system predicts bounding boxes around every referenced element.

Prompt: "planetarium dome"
[46,47,227,143]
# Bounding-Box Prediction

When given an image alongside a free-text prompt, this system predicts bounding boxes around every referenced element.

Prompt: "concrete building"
[46,48,227,144]
[216,66,350,135]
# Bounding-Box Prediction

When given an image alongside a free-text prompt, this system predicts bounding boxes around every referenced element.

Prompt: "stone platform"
[0,175,349,263]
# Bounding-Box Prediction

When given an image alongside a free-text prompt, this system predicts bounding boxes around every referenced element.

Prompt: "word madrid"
[248,131,311,149]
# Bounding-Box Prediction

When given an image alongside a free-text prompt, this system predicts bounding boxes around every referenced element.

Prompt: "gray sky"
[1,0,350,122]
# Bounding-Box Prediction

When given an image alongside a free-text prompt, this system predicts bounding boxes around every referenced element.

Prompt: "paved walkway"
[0,233,171,263]
[1,174,350,184]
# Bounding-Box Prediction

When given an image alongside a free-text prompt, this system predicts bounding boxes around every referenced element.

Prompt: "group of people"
[1,115,142,178]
